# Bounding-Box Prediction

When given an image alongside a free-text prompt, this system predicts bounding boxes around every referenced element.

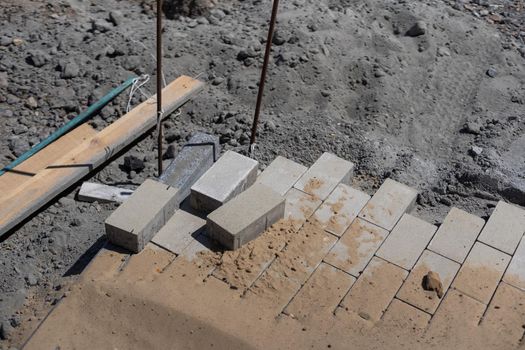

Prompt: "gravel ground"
[0,0,524,347]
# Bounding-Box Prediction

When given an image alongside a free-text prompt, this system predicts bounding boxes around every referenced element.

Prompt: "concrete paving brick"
[312,184,370,236]
[427,289,486,338]
[375,214,437,270]
[358,178,418,231]
[428,207,485,263]
[284,263,356,320]
[503,236,525,291]
[80,244,129,283]
[190,150,258,212]
[151,209,206,255]
[256,156,307,196]
[159,132,220,203]
[482,282,525,344]
[397,250,460,314]
[207,184,285,250]
[478,201,525,255]
[270,221,338,286]
[105,179,179,253]
[284,188,322,230]
[323,218,389,277]
[212,225,288,290]
[381,298,431,331]
[117,244,175,282]
[246,268,302,315]
[340,257,408,322]
[452,242,511,304]
[294,152,354,200]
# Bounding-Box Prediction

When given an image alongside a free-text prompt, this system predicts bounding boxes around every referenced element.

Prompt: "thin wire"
[126,74,151,113]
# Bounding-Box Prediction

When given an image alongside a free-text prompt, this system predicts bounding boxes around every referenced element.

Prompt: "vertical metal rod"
[249,0,280,150]
[157,0,163,177]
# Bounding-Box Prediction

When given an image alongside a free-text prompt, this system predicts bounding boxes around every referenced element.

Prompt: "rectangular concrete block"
[323,218,389,277]
[212,223,288,290]
[284,262,356,321]
[427,289,486,338]
[478,200,525,255]
[284,188,322,230]
[481,282,525,344]
[428,207,485,263]
[246,268,302,316]
[503,236,525,291]
[312,183,370,237]
[376,214,437,270]
[190,150,258,212]
[247,223,337,315]
[207,184,285,250]
[294,152,354,200]
[396,250,460,314]
[382,299,431,331]
[151,209,206,255]
[340,256,408,322]
[256,156,307,196]
[269,221,338,286]
[452,241,511,304]
[105,179,179,253]
[159,132,220,203]
[358,178,418,231]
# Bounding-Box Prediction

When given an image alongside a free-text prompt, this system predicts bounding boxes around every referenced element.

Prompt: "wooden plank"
[0,76,205,237]
[77,182,134,203]
[0,124,97,195]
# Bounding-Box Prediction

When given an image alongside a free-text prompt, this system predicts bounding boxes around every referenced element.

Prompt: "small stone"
[272,31,287,45]
[358,311,371,320]
[212,77,225,86]
[8,137,29,157]
[61,62,80,79]
[0,72,8,88]
[28,50,49,67]
[197,17,209,25]
[406,20,427,37]
[92,19,113,33]
[0,320,14,340]
[265,120,276,132]
[463,122,481,134]
[25,97,38,109]
[374,69,386,77]
[422,270,443,298]
[163,144,176,160]
[165,131,181,143]
[0,36,12,46]
[470,146,483,156]
[109,10,124,26]
[25,273,38,286]
[437,47,451,57]
[486,67,497,78]
[122,155,145,173]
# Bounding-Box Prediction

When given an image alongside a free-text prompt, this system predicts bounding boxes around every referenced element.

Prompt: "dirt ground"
[0,0,524,347]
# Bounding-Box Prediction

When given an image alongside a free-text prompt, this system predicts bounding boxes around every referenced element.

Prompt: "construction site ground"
[0,0,524,348]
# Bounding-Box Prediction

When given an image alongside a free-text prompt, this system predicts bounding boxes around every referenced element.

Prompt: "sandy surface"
[19,219,524,350]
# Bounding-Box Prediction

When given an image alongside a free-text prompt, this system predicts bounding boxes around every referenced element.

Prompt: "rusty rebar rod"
[249,0,280,152]
[157,0,164,176]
